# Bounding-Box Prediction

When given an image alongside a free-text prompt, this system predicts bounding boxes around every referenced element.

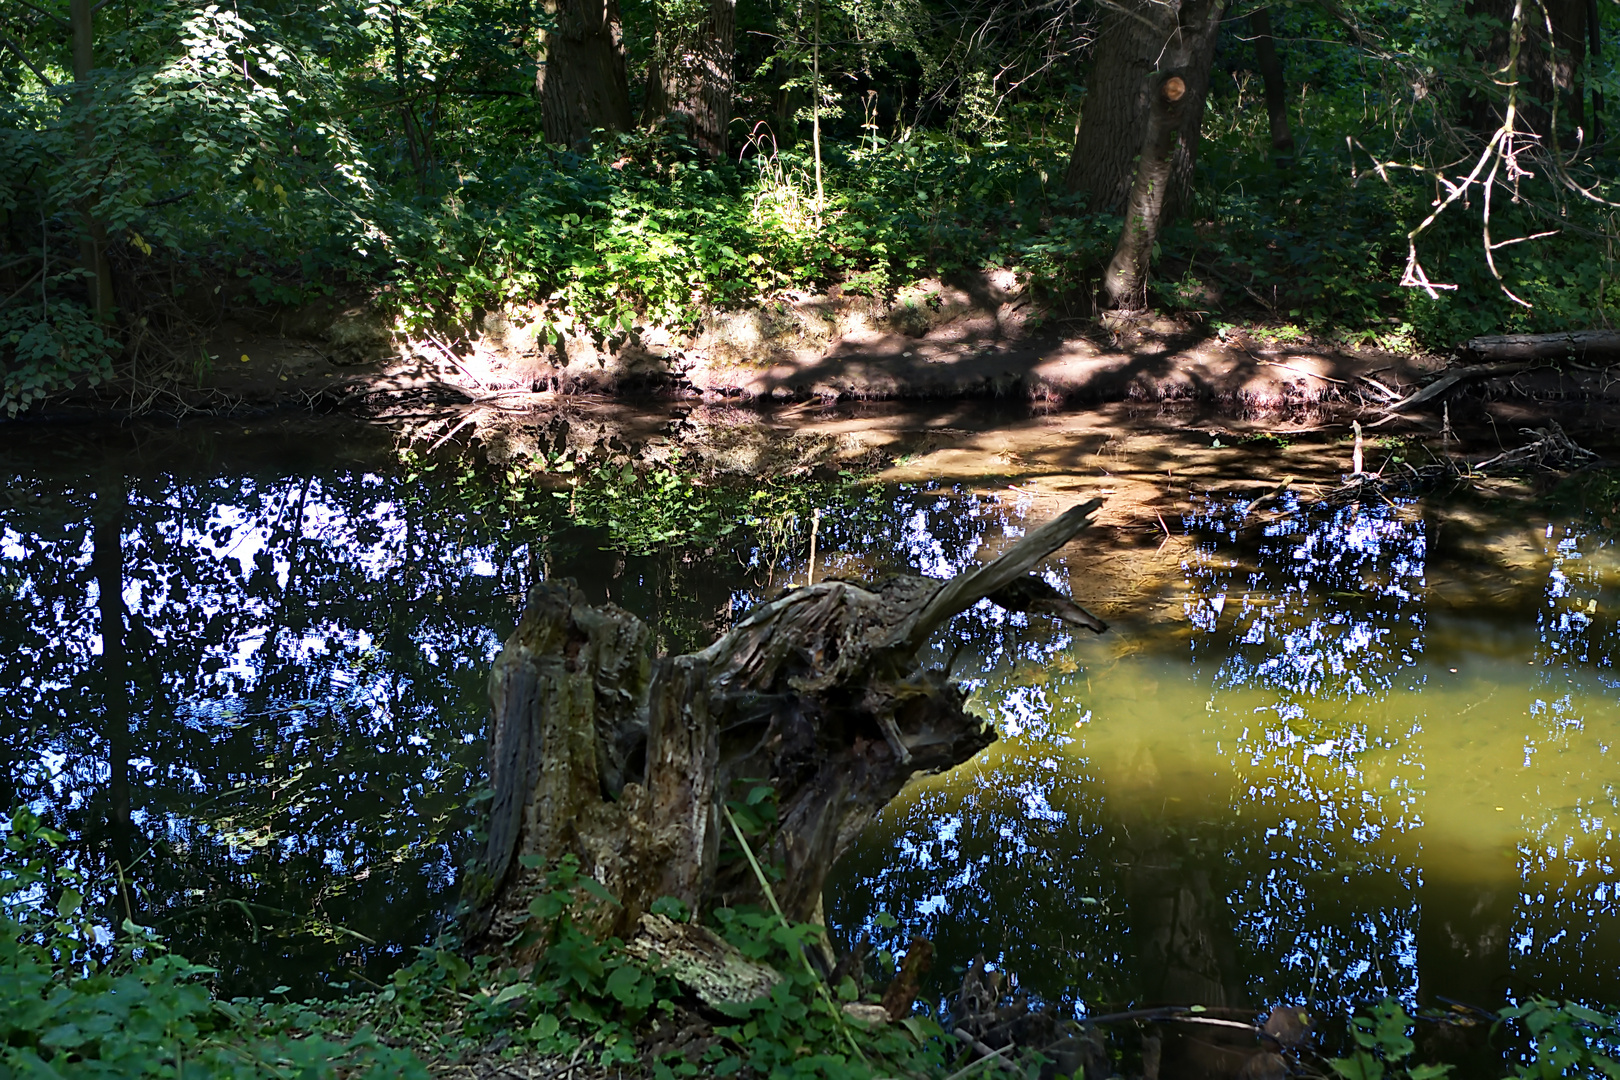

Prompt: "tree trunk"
[1102,74,1190,310]
[69,0,115,323]
[93,466,133,887]
[535,0,633,149]
[1064,0,1225,218]
[1465,0,1588,139]
[463,501,1110,956]
[391,5,426,182]
[1249,8,1295,154]
[643,0,737,159]
[1587,0,1603,138]
[1460,329,1620,361]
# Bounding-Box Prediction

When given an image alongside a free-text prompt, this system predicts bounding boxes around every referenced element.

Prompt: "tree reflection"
[9,427,1620,1016]
[0,424,803,996]
[828,486,1620,1023]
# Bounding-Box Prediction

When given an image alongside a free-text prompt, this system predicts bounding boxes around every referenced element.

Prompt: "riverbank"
[4,277,1453,422]
[22,288,1620,440]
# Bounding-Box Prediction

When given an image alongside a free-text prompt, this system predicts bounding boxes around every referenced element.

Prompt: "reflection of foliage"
[1,810,426,1079]
[1548,469,1620,534]
[565,456,866,558]
[0,432,883,996]
[0,442,542,996]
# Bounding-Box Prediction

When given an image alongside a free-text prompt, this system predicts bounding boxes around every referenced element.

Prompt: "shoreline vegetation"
[9,808,1620,1080]
[2,0,1617,421]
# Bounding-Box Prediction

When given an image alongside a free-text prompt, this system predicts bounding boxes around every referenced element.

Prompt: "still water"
[2,410,1618,1024]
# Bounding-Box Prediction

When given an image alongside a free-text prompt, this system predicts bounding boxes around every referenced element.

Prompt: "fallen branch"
[1473,420,1596,472]
[1461,330,1620,363]
[1382,361,1529,413]
[1355,374,1404,403]
[951,1030,1018,1074]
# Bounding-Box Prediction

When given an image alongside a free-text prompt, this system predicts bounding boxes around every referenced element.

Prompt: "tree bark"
[93,466,133,888]
[642,0,737,159]
[1587,0,1603,138]
[1102,74,1190,310]
[1249,8,1295,154]
[463,500,1110,954]
[1466,0,1589,138]
[1064,0,1225,218]
[69,0,115,323]
[535,0,633,149]
[1460,329,1620,362]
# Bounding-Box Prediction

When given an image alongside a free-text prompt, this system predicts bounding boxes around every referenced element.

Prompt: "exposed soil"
[12,273,1620,440]
[0,274,1439,421]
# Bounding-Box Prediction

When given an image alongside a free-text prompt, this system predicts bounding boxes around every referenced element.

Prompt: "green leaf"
[55,888,82,917]
[1328,1051,1385,1080]
[1408,1065,1453,1080]
[604,963,645,1005]
[649,896,690,923]
[493,983,530,1005]
[577,877,621,907]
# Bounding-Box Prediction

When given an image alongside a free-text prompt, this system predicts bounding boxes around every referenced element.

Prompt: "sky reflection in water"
[828,489,1620,1017]
[5,435,1620,1015]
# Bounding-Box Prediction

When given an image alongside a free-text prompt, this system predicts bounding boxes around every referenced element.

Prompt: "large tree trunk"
[462,501,1110,955]
[1064,0,1225,218]
[93,466,134,892]
[642,0,737,159]
[1102,74,1191,310]
[535,0,633,149]
[1466,0,1589,138]
[1249,8,1295,154]
[70,0,115,323]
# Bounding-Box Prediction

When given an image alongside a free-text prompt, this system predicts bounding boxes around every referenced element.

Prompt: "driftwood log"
[1378,332,1620,415]
[1461,330,1620,363]
[461,499,1108,958]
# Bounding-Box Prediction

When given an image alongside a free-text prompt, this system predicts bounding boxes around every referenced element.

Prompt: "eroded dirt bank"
[11,275,1463,422]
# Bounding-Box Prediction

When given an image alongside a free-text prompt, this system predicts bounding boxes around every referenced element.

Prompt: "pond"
[3,405,1619,1028]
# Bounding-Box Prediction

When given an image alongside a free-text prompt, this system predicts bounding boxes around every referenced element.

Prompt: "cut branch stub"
[463,500,1107,950]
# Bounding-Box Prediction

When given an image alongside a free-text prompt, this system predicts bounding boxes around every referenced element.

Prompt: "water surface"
[3,408,1618,1023]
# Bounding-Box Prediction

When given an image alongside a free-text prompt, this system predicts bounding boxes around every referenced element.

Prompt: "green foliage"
[2,808,951,1080]
[0,809,428,1079]
[1329,998,1620,1080]
[1,0,1614,406]
[1497,998,1620,1079]
[1328,999,1453,1080]
[700,906,953,1080]
[0,300,116,417]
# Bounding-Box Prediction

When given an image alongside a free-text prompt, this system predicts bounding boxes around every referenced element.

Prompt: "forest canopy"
[1,0,1616,413]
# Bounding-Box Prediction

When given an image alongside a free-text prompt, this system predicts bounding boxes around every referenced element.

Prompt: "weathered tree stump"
[462,499,1108,962]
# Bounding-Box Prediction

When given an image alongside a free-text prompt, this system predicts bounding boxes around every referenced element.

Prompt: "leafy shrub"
[0,809,427,1079]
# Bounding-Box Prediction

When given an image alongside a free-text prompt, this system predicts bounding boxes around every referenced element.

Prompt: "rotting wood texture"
[461,498,1109,953]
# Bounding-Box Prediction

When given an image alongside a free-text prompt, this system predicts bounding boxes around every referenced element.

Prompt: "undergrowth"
[10,799,1620,1078]
[1,809,953,1080]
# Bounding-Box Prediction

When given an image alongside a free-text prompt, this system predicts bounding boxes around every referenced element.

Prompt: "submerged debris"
[1473,420,1598,473]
